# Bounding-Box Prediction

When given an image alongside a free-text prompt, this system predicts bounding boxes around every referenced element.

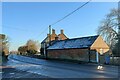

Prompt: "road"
[0,56,119,79]
[1,61,49,79]
[1,67,49,79]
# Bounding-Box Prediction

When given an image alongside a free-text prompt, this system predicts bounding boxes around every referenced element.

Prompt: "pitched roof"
[47,35,99,50]
[41,34,68,44]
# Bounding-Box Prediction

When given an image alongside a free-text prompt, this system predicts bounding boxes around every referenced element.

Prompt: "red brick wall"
[47,49,89,62]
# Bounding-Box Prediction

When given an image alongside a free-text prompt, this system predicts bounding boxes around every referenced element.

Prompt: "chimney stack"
[52,29,55,34]
[61,29,64,34]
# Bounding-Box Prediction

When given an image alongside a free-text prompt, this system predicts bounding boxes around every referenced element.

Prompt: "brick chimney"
[61,29,64,34]
[52,29,55,34]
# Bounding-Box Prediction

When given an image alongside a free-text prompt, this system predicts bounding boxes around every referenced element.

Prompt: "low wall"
[48,49,90,62]
[8,54,42,65]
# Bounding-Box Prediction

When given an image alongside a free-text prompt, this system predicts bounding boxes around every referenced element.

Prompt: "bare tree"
[0,34,9,56]
[97,8,120,53]
[18,40,40,55]
[26,40,40,52]
[26,40,40,55]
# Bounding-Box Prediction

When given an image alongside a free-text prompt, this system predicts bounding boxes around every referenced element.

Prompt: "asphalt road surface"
[1,63,49,80]
[1,67,49,78]
[0,57,119,80]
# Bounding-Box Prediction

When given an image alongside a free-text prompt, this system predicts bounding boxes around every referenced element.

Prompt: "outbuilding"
[47,35,109,63]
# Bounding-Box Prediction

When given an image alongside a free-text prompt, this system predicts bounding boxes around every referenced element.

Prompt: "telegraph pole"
[45,25,51,59]
[49,25,51,46]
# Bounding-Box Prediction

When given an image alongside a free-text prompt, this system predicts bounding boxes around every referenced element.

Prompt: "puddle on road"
[0,72,4,74]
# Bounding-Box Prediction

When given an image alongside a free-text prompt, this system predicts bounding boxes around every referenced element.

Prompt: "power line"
[2,25,48,38]
[36,0,92,38]
[51,0,92,26]
[2,25,30,32]
[35,27,48,39]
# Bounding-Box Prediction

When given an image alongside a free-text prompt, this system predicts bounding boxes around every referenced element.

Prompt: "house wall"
[58,34,68,40]
[51,33,57,41]
[90,36,109,53]
[47,49,90,62]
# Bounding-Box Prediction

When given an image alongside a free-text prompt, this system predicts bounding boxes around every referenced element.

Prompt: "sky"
[2,2,118,51]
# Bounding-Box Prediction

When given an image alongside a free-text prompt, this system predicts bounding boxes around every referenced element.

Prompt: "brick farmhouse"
[40,29,68,55]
